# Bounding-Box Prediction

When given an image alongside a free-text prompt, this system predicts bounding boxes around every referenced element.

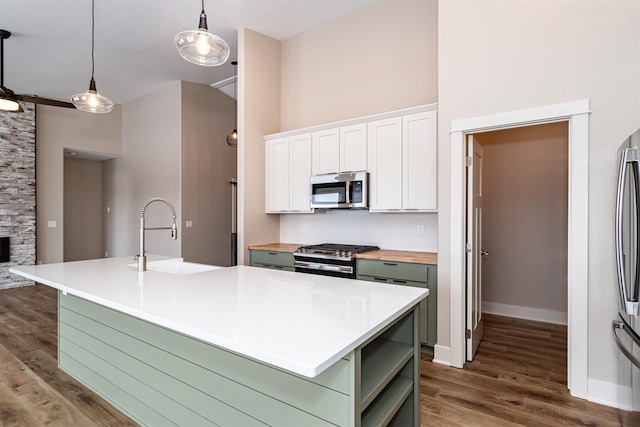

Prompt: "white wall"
[281,0,437,130]
[237,29,282,264]
[477,123,568,324]
[102,82,181,258]
[280,212,437,251]
[36,104,122,264]
[277,0,438,248]
[437,0,640,401]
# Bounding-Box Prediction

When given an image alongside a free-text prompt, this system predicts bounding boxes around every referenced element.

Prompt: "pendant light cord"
[0,38,4,87]
[91,0,95,80]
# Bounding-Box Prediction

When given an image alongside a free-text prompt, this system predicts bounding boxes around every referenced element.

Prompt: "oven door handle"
[612,319,640,369]
[294,260,353,274]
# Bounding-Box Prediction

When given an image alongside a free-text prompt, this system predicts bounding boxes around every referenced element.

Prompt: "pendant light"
[0,30,23,112]
[175,0,230,67]
[226,61,238,147]
[71,0,113,113]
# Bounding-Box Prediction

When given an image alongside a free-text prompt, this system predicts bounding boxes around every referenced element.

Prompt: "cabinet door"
[312,128,340,175]
[289,133,312,212]
[340,124,367,172]
[367,117,402,211]
[265,137,290,212]
[403,110,437,210]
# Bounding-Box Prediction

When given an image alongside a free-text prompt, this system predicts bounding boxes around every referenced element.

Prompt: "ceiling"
[0,0,380,105]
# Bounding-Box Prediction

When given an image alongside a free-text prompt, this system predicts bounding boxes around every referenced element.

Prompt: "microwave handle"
[345,180,351,204]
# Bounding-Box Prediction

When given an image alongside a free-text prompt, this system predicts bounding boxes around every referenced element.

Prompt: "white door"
[466,135,484,361]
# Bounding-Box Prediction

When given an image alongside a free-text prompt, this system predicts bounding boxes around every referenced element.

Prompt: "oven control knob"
[335,250,341,257]
[347,251,352,257]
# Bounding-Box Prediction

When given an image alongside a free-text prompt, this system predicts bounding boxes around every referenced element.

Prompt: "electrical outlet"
[417,225,425,236]
[186,220,193,228]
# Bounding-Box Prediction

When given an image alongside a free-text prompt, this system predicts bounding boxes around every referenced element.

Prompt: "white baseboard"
[587,378,632,411]
[432,344,452,367]
[483,301,568,325]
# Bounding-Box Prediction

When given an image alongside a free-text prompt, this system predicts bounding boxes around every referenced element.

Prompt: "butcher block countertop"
[248,243,302,252]
[248,243,437,265]
[356,249,437,265]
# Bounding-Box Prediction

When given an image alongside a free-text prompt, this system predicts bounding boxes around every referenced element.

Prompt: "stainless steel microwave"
[310,171,369,209]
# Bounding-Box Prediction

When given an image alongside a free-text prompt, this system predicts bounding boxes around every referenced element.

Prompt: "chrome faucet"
[137,197,177,272]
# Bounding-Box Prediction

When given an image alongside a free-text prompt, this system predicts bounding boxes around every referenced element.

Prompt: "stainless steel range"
[294,243,380,279]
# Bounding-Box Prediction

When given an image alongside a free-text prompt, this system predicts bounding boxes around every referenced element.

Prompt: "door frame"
[447,99,590,399]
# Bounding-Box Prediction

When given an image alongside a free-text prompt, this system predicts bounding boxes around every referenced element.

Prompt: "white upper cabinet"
[265,103,437,214]
[340,124,367,172]
[265,137,290,212]
[368,117,403,210]
[265,133,312,213]
[312,128,340,174]
[368,110,437,212]
[312,123,367,175]
[289,133,313,212]
[403,110,437,210]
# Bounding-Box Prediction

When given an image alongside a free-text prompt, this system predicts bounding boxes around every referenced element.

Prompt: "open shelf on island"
[362,373,413,426]
[361,338,413,409]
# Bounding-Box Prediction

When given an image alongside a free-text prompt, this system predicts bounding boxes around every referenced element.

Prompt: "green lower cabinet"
[58,292,420,426]
[357,259,437,348]
[250,249,295,271]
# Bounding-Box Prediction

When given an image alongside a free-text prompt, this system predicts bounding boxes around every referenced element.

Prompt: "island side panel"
[57,291,353,427]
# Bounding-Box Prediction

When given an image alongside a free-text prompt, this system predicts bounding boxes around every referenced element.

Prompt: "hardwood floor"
[0,284,627,426]
[420,314,623,426]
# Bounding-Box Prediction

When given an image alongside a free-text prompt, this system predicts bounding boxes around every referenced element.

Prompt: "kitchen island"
[10,256,427,426]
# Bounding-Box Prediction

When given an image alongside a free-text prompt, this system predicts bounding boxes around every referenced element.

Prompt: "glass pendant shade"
[71,78,114,113]
[71,0,113,114]
[0,97,23,112]
[175,9,230,66]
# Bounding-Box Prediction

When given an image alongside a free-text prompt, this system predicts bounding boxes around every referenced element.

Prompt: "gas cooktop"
[294,243,380,260]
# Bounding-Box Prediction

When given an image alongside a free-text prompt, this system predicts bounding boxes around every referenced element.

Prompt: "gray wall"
[64,157,103,262]
[476,123,568,322]
[102,81,236,263]
[0,103,35,289]
[36,104,122,264]
[102,81,182,259]
[181,81,237,266]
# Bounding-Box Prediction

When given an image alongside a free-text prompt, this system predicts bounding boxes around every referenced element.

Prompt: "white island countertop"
[10,256,428,378]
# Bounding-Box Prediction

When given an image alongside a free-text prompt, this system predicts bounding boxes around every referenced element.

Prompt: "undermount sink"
[128,260,223,275]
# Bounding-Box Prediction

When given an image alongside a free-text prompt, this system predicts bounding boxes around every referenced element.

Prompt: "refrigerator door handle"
[613,319,640,369]
[615,147,640,316]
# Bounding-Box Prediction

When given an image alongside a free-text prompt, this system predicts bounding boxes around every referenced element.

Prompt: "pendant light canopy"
[175,0,230,67]
[226,61,238,147]
[71,0,113,113]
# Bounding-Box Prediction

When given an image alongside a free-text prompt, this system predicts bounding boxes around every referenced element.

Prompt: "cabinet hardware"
[392,280,407,284]
[374,277,387,282]
[383,262,398,266]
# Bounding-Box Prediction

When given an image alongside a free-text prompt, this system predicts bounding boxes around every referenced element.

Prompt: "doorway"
[466,122,569,362]
[445,99,590,399]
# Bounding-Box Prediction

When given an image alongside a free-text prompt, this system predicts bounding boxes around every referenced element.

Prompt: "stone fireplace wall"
[0,103,36,288]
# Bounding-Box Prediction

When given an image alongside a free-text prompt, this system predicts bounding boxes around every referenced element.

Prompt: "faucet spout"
[138,197,178,272]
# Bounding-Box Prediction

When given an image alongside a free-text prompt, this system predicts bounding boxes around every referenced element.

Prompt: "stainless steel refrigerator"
[613,129,640,426]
